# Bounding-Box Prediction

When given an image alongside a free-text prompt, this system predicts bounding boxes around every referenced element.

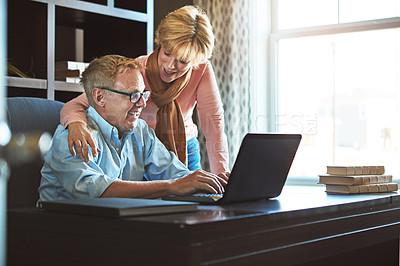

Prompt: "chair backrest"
[6,97,64,208]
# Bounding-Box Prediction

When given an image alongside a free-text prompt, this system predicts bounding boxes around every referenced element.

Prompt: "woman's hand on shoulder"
[67,121,100,163]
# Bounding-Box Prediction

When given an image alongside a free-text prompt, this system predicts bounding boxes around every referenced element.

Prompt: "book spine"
[318,175,392,185]
[326,183,398,194]
[326,166,385,176]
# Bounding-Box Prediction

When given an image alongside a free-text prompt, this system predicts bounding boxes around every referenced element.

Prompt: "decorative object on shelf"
[55,61,89,83]
[7,61,34,78]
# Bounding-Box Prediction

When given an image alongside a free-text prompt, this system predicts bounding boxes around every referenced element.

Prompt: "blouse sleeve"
[196,62,230,174]
[60,93,90,128]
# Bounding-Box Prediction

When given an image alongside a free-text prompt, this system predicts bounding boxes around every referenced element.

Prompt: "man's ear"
[92,88,105,107]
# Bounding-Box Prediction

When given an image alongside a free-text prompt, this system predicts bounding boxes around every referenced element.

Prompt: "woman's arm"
[60,93,100,162]
[60,93,89,127]
[196,62,230,174]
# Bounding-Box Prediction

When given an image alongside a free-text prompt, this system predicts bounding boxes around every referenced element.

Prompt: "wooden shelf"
[7,0,153,102]
[34,0,150,22]
[55,81,83,93]
[7,77,47,90]
[7,77,83,93]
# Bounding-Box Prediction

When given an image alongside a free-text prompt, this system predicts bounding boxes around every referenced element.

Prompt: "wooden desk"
[7,186,400,265]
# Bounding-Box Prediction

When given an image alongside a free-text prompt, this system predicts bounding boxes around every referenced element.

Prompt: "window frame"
[265,1,400,185]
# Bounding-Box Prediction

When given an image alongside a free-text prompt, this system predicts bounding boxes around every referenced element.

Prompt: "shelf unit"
[7,0,154,102]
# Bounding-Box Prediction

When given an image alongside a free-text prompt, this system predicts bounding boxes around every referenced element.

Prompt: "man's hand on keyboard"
[217,171,230,181]
[169,169,228,196]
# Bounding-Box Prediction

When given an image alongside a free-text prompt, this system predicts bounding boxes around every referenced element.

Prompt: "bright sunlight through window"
[270,0,400,183]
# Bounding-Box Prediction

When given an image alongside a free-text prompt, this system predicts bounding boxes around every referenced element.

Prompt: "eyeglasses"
[101,87,151,104]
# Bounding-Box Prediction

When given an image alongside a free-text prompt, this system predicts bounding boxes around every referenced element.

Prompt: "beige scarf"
[146,47,192,165]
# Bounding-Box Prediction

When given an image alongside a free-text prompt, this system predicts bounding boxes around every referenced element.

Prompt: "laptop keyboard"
[192,193,223,200]
[162,193,223,203]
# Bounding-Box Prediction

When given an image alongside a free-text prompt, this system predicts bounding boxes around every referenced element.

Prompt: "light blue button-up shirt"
[39,107,191,201]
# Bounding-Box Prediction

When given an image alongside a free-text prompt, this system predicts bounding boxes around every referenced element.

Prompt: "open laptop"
[163,133,302,204]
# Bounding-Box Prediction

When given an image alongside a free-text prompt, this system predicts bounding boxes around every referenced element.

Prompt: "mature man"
[39,55,227,201]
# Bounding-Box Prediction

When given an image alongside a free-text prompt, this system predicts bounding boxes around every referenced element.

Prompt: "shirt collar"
[86,106,134,141]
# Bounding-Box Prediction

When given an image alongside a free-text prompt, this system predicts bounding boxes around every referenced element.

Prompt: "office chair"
[5,97,64,208]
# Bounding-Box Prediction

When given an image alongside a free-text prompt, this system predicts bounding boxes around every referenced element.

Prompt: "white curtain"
[194,0,252,170]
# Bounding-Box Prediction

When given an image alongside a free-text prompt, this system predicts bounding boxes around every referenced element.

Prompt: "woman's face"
[157,46,192,83]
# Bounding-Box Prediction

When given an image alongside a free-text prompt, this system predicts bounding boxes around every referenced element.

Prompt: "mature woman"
[61,5,229,176]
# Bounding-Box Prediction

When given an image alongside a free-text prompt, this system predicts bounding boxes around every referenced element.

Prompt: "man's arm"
[40,127,114,200]
[101,169,227,198]
[99,122,228,198]
[42,121,227,200]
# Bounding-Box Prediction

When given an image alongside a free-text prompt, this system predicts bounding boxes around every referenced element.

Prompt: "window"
[267,0,400,184]
[278,0,400,29]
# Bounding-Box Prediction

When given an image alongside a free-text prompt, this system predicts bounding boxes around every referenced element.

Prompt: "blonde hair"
[155,5,215,67]
[81,55,143,106]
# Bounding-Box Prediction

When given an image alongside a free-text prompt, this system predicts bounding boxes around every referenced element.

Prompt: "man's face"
[102,69,146,133]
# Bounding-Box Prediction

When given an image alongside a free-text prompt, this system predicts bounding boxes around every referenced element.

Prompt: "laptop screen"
[221,133,301,203]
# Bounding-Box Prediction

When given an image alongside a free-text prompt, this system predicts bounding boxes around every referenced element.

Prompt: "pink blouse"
[60,55,230,174]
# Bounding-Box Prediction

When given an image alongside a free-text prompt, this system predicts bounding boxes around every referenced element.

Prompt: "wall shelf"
[7,0,154,102]
[6,77,83,93]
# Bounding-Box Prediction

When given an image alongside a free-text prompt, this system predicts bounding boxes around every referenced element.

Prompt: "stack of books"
[318,166,398,194]
[55,61,89,83]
